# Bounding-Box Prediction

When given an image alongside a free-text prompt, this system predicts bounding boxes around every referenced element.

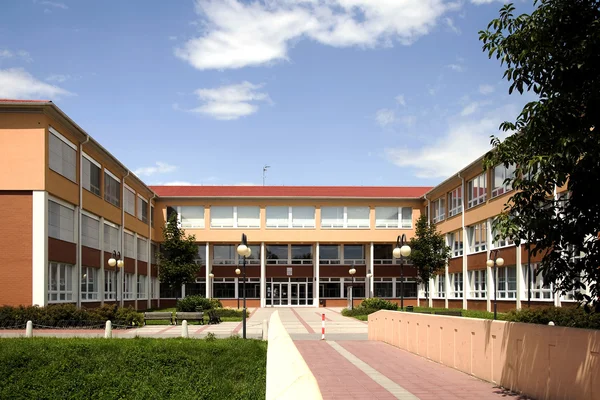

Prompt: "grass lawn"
[0,337,266,400]
[144,307,249,325]
[345,307,506,321]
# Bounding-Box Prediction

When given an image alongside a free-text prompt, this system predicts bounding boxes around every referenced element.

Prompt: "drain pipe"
[77,135,90,308]
[458,172,468,309]
[121,171,130,308]
[148,193,156,309]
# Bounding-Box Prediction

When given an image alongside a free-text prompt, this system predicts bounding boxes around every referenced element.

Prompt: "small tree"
[157,213,199,299]
[409,215,451,301]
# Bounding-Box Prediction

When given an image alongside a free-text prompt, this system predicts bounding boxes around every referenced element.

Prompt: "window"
[236,206,260,228]
[525,264,554,300]
[82,155,101,196]
[104,171,120,207]
[81,267,99,300]
[213,245,236,264]
[266,245,288,264]
[343,245,364,263]
[124,187,135,215]
[266,207,288,228]
[137,275,147,299]
[137,237,147,262]
[467,173,487,208]
[375,207,413,228]
[124,232,134,259]
[48,200,74,242]
[432,198,445,223]
[435,275,445,298]
[493,222,514,248]
[167,206,177,222]
[469,270,487,298]
[123,273,134,299]
[291,207,315,228]
[210,206,234,228]
[373,244,394,264]
[151,277,159,299]
[448,186,462,217]
[374,278,393,297]
[447,230,463,257]
[291,245,312,264]
[137,196,148,223]
[320,278,342,298]
[345,277,366,298]
[103,223,119,252]
[492,163,516,198]
[49,128,77,182]
[321,206,369,228]
[150,205,154,227]
[497,266,517,299]
[151,243,158,264]
[181,206,205,228]
[468,222,487,253]
[186,279,206,297]
[319,245,340,264]
[160,283,181,299]
[104,270,115,300]
[213,278,235,298]
[238,278,260,299]
[82,214,100,249]
[395,278,417,298]
[48,262,74,302]
[450,273,463,298]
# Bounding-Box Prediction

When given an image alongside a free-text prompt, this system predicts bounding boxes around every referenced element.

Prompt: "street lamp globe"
[245,247,252,258]
[108,257,116,267]
[367,273,372,278]
[237,244,248,257]
[400,244,411,258]
[392,246,402,259]
[117,259,124,268]
[208,272,214,278]
[235,268,241,275]
[349,268,356,275]
[496,257,505,267]
[486,259,494,268]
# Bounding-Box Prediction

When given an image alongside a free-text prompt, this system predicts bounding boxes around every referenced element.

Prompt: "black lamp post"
[236,233,251,339]
[393,234,412,311]
[487,249,505,320]
[349,267,356,309]
[108,251,124,308]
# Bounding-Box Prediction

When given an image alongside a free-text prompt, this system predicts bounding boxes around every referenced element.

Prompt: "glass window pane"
[321,207,344,228]
[237,206,260,228]
[291,245,312,260]
[266,245,288,261]
[375,207,398,228]
[210,206,234,228]
[343,245,363,260]
[319,245,339,260]
[292,207,315,228]
[347,207,369,228]
[266,207,289,228]
[401,208,412,228]
[213,245,235,263]
[180,206,205,228]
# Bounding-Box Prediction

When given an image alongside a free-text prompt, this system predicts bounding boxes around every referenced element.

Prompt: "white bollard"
[25,320,33,338]
[262,319,268,341]
[181,320,189,338]
[105,320,112,338]
[548,321,555,326]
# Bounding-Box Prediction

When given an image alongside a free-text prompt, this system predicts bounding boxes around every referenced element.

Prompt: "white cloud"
[162,181,193,186]
[446,63,464,72]
[134,162,177,177]
[375,108,396,127]
[190,81,271,120]
[176,0,459,70]
[168,36,178,41]
[460,102,479,116]
[400,115,417,127]
[395,94,406,106]
[46,74,70,83]
[0,68,73,99]
[38,1,68,9]
[0,50,12,58]
[0,49,32,62]
[445,17,460,34]
[471,0,509,4]
[479,84,495,95]
[385,104,517,178]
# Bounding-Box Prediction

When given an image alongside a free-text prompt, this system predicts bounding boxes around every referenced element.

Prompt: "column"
[369,242,374,299]
[260,242,266,308]
[516,241,523,310]
[486,218,493,313]
[315,242,320,306]
[75,207,81,308]
[99,217,105,306]
[205,243,210,298]
[428,277,434,308]
[444,264,449,309]
[32,191,48,307]
[133,233,138,309]
[462,225,469,309]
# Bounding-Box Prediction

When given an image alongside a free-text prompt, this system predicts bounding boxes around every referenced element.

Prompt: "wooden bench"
[143,312,173,325]
[435,311,462,317]
[175,312,204,325]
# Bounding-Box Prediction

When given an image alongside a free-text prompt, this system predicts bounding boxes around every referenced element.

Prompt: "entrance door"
[279,282,289,306]
[298,283,307,305]
[291,283,299,306]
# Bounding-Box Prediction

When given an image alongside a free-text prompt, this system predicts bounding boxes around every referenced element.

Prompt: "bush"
[213,308,248,318]
[176,295,223,312]
[114,306,144,326]
[341,307,379,317]
[505,306,600,329]
[360,298,399,311]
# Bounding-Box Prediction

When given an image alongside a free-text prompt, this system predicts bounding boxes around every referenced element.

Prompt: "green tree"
[157,213,199,298]
[409,215,451,300]
[480,1,600,309]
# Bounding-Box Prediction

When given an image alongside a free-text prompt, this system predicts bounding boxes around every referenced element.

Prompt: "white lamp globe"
[486,259,494,268]
[349,268,356,275]
[367,273,373,278]
[237,244,248,257]
[108,258,116,267]
[209,273,214,278]
[117,259,124,268]
[245,247,252,258]
[392,247,402,259]
[400,245,411,258]
[235,268,241,275]
[496,257,505,267]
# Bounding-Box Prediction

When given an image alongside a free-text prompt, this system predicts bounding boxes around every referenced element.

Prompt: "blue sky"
[0,0,535,187]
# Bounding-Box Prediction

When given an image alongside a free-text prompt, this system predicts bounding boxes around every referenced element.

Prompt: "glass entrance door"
[266,279,313,306]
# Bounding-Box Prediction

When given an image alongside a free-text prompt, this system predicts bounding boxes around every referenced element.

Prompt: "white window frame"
[467,173,487,209]
[123,273,135,300]
[104,170,120,207]
[236,206,261,228]
[291,206,316,228]
[179,206,205,229]
[491,163,516,198]
[432,198,445,223]
[266,206,315,228]
[497,266,517,299]
[468,222,487,254]
[81,211,100,249]
[104,270,115,300]
[124,185,135,216]
[448,186,463,217]
[48,127,77,182]
[469,270,487,298]
[82,152,101,196]
[435,275,445,298]
[124,231,135,259]
[320,206,369,229]
[524,264,554,300]
[103,221,120,253]
[137,237,148,262]
[48,199,75,243]
[447,230,463,257]
[137,274,147,299]
[375,207,413,229]
[450,272,463,298]
[48,262,74,303]
[137,195,148,223]
[81,266,99,301]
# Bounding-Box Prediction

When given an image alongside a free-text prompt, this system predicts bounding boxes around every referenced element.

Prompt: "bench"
[207,310,222,325]
[435,311,462,317]
[143,312,173,325]
[175,312,204,325]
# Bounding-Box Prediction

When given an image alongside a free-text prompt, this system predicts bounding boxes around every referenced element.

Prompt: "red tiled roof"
[149,186,432,199]
[0,99,50,103]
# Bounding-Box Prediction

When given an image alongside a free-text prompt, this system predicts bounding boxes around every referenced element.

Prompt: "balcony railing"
[373,258,403,265]
[266,259,313,265]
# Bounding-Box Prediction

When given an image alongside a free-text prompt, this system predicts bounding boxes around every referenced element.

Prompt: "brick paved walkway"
[295,340,530,400]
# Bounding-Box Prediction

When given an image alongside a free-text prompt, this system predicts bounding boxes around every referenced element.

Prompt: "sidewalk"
[295,341,530,400]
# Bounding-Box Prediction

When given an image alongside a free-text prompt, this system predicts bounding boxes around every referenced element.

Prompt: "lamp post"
[208,271,214,299]
[235,267,241,309]
[487,249,505,320]
[393,234,412,311]
[236,234,251,339]
[108,251,124,308]
[349,267,356,309]
[366,271,373,298]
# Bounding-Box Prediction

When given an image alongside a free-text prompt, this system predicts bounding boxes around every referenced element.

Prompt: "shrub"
[114,306,144,326]
[341,307,379,317]
[176,295,222,312]
[360,298,399,311]
[0,305,143,328]
[213,308,247,318]
[505,306,600,329]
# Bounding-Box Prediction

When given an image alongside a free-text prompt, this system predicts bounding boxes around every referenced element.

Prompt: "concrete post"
[181,320,189,338]
[25,320,33,338]
[105,320,112,338]
[262,319,268,341]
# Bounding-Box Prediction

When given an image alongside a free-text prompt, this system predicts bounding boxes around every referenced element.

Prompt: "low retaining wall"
[368,310,600,400]
[266,311,322,400]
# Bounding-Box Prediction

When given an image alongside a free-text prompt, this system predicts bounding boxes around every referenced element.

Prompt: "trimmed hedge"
[176,296,222,312]
[0,304,143,328]
[505,306,600,329]
[341,298,398,317]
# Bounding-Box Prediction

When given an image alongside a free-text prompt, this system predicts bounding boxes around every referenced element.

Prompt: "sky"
[0,0,536,187]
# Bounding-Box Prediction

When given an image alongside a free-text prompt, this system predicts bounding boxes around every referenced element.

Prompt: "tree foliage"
[409,215,451,298]
[480,0,600,309]
[157,213,199,295]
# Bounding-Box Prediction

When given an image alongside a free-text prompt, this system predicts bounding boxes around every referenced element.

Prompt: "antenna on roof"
[262,165,270,186]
